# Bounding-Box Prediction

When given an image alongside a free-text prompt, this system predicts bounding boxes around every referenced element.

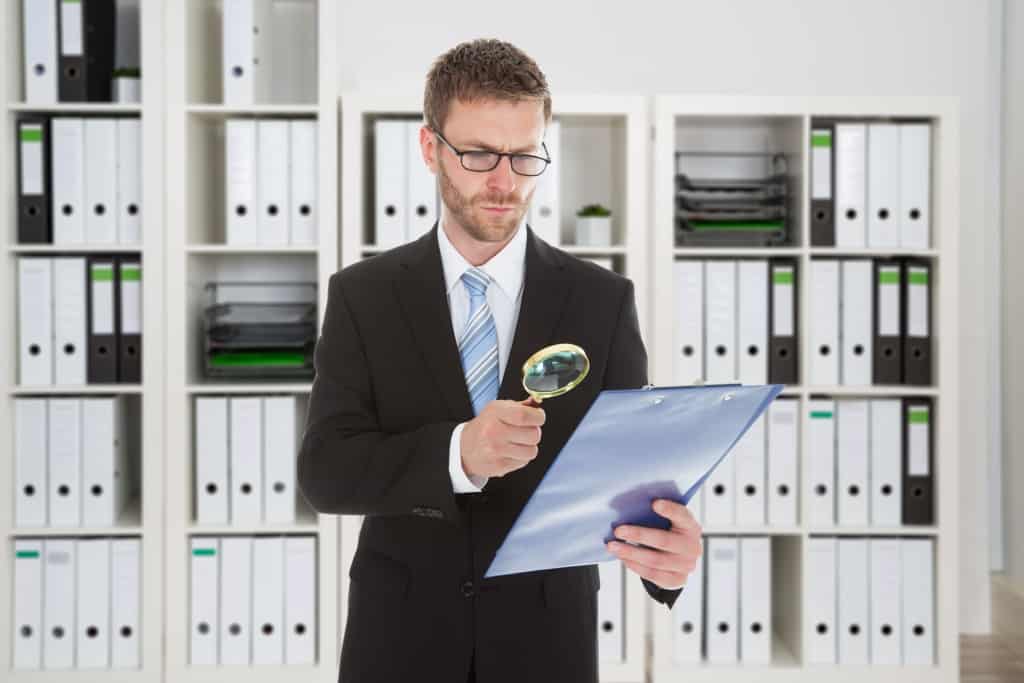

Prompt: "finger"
[499,443,538,464]
[618,557,686,591]
[607,538,691,573]
[499,403,546,428]
[506,425,541,447]
[612,524,688,555]
[652,499,700,532]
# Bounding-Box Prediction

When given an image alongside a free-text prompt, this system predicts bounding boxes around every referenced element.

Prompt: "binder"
[220,536,254,665]
[673,260,704,385]
[806,399,836,526]
[195,397,230,525]
[671,547,704,664]
[835,123,867,248]
[22,0,58,103]
[806,537,837,664]
[737,260,768,385]
[230,398,264,523]
[53,257,88,385]
[869,538,902,664]
[226,119,257,244]
[252,537,285,665]
[840,260,872,386]
[19,257,54,385]
[810,260,839,386]
[597,561,624,662]
[117,258,142,383]
[584,256,614,271]
[16,399,49,527]
[867,123,901,249]
[836,400,869,526]
[766,398,798,526]
[264,396,297,523]
[284,536,316,664]
[706,537,739,664]
[705,260,737,384]
[222,0,272,105]
[257,120,290,244]
[704,438,735,526]
[58,0,116,102]
[17,117,52,243]
[901,539,935,665]
[810,121,835,246]
[873,260,903,384]
[902,259,932,385]
[43,539,76,669]
[289,119,317,245]
[84,118,118,243]
[837,539,869,665]
[739,537,771,664]
[116,118,142,245]
[407,121,437,240]
[13,539,45,669]
[76,538,111,669]
[689,486,705,526]
[374,120,407,248]
[48,398,82,527]
[734,415,766,526]
[902,400,934,525]
[870,399,903,527]
[768,260,798,384]
[190,538,220,666]
[52,117,86,244]
[88,256,119,383]
[899,124,931,249]
[110,539,141,669]
[81,397,127,526]
[529,120,560,246]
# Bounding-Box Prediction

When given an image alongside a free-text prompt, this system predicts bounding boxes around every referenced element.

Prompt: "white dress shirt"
[438,216,528,493]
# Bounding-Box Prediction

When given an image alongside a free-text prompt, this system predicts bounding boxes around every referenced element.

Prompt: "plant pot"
[112,76,141,103]
[575,216,612,247]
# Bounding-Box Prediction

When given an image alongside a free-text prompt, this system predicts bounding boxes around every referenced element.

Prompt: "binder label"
[878,267,901,336]
[908,267,930,337]
[20,125,45,195]
[60,0,84,56]
[772,267,794,336]
[812,129,833,200]
[91,264,115,334]
[121,264,142,334]
[908,407,930,476]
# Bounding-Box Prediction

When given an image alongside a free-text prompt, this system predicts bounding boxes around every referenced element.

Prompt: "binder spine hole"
[815,209,827,222]
[274,481,286,493]
[883,347,894,358]
[385,205,396,217]
[815,484,827,496]
[747,345,759,356]
[751,622,762,634]
[914,625,925,636]
[240,483,252,495]
[91,485,103,496]
[878,208,889,220]
[882,625,893,636]
[539,206,552,218]
[62,204,73,216]
[300,204,311,216]
[86,626,99,638]
[20,625,33,638]
[121,626,133,638]
[715,345,727,356]
[206,483,218,494]
[718,623,729,634]
[778,484,789,496]
[232,66,244,77]
[24,485,36,496]
[58,485,70,496]
[416,205,428,217]
[34,64,45,75]
[913,487,924,498]
[127,344,138,357]
[66,67,79,80]
[262,623,274,635]
[94,204,106,215]
[848,485,860,496]
[682,345,694,357]
[818,345,830,356]
[236,205,247,216]
[229,623,242,636]
[98,345,109,356]
[128,204,139,216]
[845,209,857,220]
[681,622,693,633]
[881,484,893,495]
[853,344,864,356]
[777,347,789,358]
[713,484,725,496]
[268,204,279,216]
[52,626,65,639]
[197,622,210,635]
[816,623,828,635]
[294,623,306,635]
[64,343,75,355]
[910,208,921,220]
[27,206,38,216]
[850,624,861,636]
[745,485,756,496]
[913,348,923,359]
[602,621,615,633]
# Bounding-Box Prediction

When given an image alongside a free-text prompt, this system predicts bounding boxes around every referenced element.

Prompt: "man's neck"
[441,218,519,267]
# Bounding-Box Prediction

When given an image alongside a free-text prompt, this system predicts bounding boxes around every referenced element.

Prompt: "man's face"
[420,97,547,244]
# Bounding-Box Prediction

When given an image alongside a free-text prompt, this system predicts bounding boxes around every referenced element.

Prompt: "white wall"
[335,0,999,632]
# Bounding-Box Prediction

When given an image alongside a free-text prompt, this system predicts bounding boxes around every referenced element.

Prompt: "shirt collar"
[437,214,527,302]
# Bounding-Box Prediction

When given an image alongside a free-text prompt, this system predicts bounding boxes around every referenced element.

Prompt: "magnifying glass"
[521,343,590,406]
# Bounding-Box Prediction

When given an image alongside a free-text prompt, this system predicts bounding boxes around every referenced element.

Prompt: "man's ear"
[418,124,437,174]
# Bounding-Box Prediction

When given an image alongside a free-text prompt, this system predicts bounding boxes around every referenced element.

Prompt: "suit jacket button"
[461,580,475,598]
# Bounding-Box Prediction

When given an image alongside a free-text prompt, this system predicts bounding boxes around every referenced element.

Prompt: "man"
[298,39,703,683]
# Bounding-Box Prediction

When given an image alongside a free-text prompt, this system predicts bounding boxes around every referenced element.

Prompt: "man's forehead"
[443,99,547,150]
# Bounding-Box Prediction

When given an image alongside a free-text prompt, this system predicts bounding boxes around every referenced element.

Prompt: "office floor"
[960,574,1024,682]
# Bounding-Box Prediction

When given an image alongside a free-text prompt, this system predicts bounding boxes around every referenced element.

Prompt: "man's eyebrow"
[461,139,542,154]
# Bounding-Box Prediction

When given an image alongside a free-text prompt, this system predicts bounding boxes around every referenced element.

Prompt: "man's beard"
[437,157,531,243]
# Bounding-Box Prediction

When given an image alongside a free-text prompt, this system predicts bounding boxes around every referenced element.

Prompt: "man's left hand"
[605,499,703,590]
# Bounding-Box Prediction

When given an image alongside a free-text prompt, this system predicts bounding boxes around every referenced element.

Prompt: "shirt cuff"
[449,422,488,493]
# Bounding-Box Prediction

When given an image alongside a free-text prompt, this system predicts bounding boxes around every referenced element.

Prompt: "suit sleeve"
[602,278,684,611]
[297,273,463,523]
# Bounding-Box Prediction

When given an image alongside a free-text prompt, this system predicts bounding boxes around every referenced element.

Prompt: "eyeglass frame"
[431,128,551,177]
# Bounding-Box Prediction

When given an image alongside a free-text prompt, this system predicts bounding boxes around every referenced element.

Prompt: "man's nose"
[486,156,517,196]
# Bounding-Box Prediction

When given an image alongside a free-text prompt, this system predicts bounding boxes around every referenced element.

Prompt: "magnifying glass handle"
[521,396,543,408]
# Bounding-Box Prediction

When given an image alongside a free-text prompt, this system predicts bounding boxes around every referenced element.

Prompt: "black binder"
[902,259,933,385]
[902,399,934,525]
[87,256,119,383]
[768,259,799,384]
[116,257,142,383]
[872,259,903,384]
[810,119,836,246]
[17,116,52,243]
[57,0,117,102]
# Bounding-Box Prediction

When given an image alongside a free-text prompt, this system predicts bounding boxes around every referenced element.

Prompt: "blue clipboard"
[484,383,783,578]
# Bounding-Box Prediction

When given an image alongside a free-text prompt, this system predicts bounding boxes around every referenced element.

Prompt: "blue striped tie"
[459,267,500,416]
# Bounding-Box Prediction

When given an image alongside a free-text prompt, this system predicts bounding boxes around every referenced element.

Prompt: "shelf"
[187,522,321,536]
[808,247,939,258]
[185,382,313,395]
[9,385,145,395]
[9,499,143,537]
[802,386,939,397]
[186,104,320,117]
[186,244,319,255]
[700,526,803,536]
[807,526,939,537]
[8,244,144,254]
[674,248,804,258]
[6,102,142,114]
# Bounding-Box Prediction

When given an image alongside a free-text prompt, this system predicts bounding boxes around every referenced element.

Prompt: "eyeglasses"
[432,129,551,177]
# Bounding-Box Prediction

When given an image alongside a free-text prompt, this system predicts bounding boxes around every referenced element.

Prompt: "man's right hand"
[460,399,546,479]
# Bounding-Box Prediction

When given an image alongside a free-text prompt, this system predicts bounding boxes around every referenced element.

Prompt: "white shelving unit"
[650,96,959,683]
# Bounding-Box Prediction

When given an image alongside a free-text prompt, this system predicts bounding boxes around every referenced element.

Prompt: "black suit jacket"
[298,225,681,683]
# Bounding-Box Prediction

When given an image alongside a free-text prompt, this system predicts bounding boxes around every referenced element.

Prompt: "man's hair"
[424,39,552,135]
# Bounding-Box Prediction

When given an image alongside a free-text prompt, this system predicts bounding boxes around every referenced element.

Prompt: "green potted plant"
[575,203,612,246]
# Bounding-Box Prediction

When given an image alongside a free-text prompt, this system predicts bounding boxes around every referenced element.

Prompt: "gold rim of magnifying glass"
[521,343,591,400]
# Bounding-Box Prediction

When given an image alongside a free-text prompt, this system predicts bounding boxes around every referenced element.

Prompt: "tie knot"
[461,268,491,297]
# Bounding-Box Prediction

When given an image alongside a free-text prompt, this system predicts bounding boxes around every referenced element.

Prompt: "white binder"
[116,118,142,245]
[901,539,935,665]
[252,537,285,664]
[899,124,931,249]
[840,260,872,385]
[284,536,316,664]
[704,442,735,526]
[689,485,705,526]
[22,0,58,103]
[705,260,737,384]
[43,539,76,669]
[835,123,867,248]
[870,399,903,526]
[375,120,407,248]
[110,538,141,669]
[48,398,82,527]
[705,536,739,664]
[597,561,624,662]
[222,0,272,105]
[226,119,257,244]
[806,537,837,664]
[52,117,85,244]
[673,260,704,385]
[869,538,903,664]
[734,415,766,526]
[53,257,87,385]
[19,257,54,385]
[837,539,869,665]
[810,260,840,386]
[407,121,437,240]
[737,260,768,385]
[806,400,836,526]
[739,537,771,664]
[81,397,128,526]
[671,544,704,664]
[220,536,253,665]
[195,397,230,525]
[867,123,901,248]
[84,119,118,244]
[230,397,263,523]
[13,540,44,669]
[289,119,317,245]
[190,538,220,666]
[16,399,48,527]
[76,539,111,669]
[263,396,297,524]
[766,398,798,526]
[529,120,560,246]
[836,400,869,526]
[257,120,290,245]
